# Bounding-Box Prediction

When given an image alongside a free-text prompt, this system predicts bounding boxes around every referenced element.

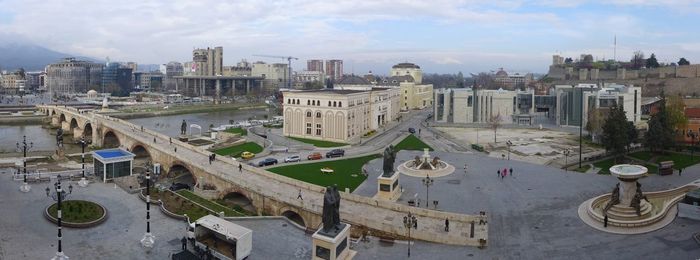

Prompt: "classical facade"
[46,58,103,95]
[282,85,400,144]
[434,88,535,125]
[493,68,533,90]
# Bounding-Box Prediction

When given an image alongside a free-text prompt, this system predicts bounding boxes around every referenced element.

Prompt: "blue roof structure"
[92,148,135,163]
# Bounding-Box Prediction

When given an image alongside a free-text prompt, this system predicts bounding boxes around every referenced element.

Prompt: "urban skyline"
[1,1,700,74]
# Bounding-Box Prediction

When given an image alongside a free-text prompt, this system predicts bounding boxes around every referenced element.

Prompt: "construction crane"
[253,54,299,89]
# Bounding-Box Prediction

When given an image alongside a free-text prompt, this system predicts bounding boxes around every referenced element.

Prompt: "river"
[0,108,268,153]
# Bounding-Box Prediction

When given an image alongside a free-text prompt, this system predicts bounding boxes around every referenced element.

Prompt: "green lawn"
[628,151,655,162]
[224,127,247,136]
[289,137,347,148]
[213,142,263,157]
[655,153,700,169]
[593,158,617,174]
[573,164,591,173]
[48,200,104,223]
[267,154,381,192]
[176,190,246,217]
[394,134,433,151]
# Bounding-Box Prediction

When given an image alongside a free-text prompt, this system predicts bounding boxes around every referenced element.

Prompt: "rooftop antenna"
[613,34,617,61]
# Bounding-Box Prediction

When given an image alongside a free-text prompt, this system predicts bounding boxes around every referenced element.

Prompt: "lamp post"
[45,175,73,260]
[688,130,698,159]
[77,136,89,187]
[564,149,571,172]
[402,212,417,257]
[140,166,156,249]
[17,135,33,192]
[422,174,434,208]
[506,140,513,160]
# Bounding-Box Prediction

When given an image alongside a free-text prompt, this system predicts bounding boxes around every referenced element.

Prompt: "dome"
[336,74,372,85]
[392,62,420,69]
[87,89,98,98]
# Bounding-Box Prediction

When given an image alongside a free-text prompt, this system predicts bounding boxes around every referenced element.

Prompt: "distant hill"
[0,42,100,71]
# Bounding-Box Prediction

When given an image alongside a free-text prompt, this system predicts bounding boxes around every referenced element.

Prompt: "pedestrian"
[169,137,172,144]
[141,125,144,132]
[464,164,467,174]
[181,236,187,250]
[174,147,177,152]
[297,189,303,200]
[679,168,683,176]
[445,218,450,232]
[497,169,501,178]
[212,154,216,161]
[239,163,242,172]
[503,168,508,177]
[604,214,608,228]
[509,167,513,176]
[153,137,156,143]
[501,171,505,179]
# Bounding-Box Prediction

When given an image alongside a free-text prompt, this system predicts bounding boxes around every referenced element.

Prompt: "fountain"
[397,148,454,178]
[578,164,700,234]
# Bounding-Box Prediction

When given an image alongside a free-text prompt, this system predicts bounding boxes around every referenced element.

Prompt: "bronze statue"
[382,145,396,177]
[630,193,642,216]
[431,157,440,167]
[180,120,187,135]
[603,183,620,213]
[332,184,341,230]
[413,156,422,166]
[56,128,64,147]
[321,186,341,233]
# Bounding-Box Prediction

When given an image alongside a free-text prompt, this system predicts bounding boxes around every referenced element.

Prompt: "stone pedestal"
[377,172,401,201]
[312,224,356,260]
[51,148,67,161]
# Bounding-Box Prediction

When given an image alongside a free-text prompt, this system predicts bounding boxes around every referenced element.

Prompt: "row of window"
[287,98,345,108]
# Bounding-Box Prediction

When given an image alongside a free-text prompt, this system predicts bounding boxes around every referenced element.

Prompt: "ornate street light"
[77,136,89,187]
[506,140,513,160]
[564,149,571,172]
[140,167,156,249]
[422,174,434,209]
[688,130,698,159]
[46,175,73,260]
[402,212,417,257]
[16,135,33,192]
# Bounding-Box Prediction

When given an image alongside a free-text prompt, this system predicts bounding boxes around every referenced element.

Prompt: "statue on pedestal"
[603,183,620,213]
[382,145,396,177]
[56,128,64,148]
[322,185,341,233]
[180,120,187,135]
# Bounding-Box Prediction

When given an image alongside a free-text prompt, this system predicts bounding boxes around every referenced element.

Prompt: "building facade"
[555,83,641,127]
[252,62,288,91]
[493,68,533,90]
[183,47,223,76]
[133,72,163,92]
[434,88,535,125]
[282,87,400,144]
[380,63,434,110]
[164,61,184,91]
[46,58,103,95]
[0,71,26,94]
[294,70,325,88]
[325,59,343,82]
[307,59,324,72]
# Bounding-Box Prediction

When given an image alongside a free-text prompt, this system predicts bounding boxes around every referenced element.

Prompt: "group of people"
[497,167,513,179]
[208,153,217,164]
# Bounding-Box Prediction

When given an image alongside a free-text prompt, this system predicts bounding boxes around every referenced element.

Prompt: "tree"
[631,51,645,69]
[644,91,676,152]
[601,105,635,158]
[456,72,464,88]
[679,57,690,66]
[489,113,503,143]
[585,108,605,143]
[666,94,688,138]
[564,57,574,64]
[646,53,660,68]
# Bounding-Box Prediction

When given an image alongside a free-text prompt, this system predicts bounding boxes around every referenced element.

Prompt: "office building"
[164,61,184,91]
[434,88,535,125]
[555,83,641,127]
[325,59,343,82]
[307,59,324,72]
[252,62,288,91]
[379,62,433,110]
[46,58,103,95]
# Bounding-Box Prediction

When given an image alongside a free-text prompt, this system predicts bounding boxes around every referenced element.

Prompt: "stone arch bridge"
[37,105,487,247]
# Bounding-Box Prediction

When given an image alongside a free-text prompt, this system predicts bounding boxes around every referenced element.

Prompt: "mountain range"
[0,41,105,72]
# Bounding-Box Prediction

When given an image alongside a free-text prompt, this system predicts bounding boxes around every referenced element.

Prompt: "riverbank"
[0,115,45,125]
[102,103,267,119]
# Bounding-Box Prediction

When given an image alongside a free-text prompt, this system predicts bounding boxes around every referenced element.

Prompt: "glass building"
[92,148,135,182]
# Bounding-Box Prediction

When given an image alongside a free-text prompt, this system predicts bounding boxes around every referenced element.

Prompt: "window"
[287,98,291,104]
[328,101,331,106]
[316,112,321,118]
[316,124,322,135]
[468,96,473,107]
[308,100,310,105]
[296,99,299,104]
[317,100,320,106]
[333,101,337,107]
[306,123,312,134]
[306,111,312,117]
[339,102,342,107]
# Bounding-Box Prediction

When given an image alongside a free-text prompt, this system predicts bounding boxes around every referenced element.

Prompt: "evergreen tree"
[646,53,660,68]
[644,91,675,152]
[678,57,690,66]
[601,105,634,157]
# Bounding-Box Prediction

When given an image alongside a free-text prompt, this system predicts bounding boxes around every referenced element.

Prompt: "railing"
[13,168,94,182]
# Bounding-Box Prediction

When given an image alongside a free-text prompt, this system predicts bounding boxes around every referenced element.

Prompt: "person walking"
[501,170,505,179]
[445,218,450,232]
[181,236,187,250]
[169,137,172,145]
[174,146,177,152]
[503,168,508,178]
[464,164,467,174]
[297,189,303,200]
[509,167,513,176]
[239,163,242,172]
[604,214,608,228]
[497,169,501,178]
[679,168,683,176]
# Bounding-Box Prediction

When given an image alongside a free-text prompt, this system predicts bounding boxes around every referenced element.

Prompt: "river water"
[0,108,268,153]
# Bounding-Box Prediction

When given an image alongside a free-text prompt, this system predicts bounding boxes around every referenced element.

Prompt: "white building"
[434,88,535,125]
[555,83,641,127]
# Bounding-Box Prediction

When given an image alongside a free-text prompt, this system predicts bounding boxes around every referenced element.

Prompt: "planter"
[44,200,108,228]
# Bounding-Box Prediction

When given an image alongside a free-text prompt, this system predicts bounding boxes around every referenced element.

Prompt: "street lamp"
[45,175,73,260]
[506,140,513,160]
[563,149,571,172]
[16,135,33,192]
[422,174,434,208]
[688,130,698,159]
[140,167,156,249]
[403,212,417,257]
[77,136,89,187]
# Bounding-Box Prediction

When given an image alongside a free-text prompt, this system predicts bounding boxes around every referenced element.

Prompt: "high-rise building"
[307,59,324,72]
[133,71,163,92]
[252,62,288,91]
[325,59,343,82]
[125,62,138,72]
[184,46,223,76]
[46,58,103,95]
[164,61,183,91]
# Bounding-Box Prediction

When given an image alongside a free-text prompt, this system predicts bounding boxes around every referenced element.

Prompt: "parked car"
[284,155,301,163]
[241,151,255,159]
[307,152,323,160]
[408,127,416,134]
[169,183,190,191]
[325,149,345,158]
[257,158,278,167]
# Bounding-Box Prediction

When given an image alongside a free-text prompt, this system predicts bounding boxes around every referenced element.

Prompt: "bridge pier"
[61,121,71,132]
[50,116,60,128]
[72,127,84,140]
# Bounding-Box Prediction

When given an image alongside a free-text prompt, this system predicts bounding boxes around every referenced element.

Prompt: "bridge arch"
[82,122,93,139]
[281,209,307,228]
[166,162,196,187]
[69,118,79,131]
[102,131,120,148]
[130,143,152,159]
[220,190,254,213]
[59,113,66,124]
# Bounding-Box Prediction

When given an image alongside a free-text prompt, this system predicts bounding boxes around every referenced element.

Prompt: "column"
[185,79,189,96]
[215,79,221,104]
[246,80,251,94]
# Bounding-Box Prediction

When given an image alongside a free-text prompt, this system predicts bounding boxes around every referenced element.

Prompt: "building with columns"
[434,88,535,125]
[282,84,400,144]
[554,83,641,127]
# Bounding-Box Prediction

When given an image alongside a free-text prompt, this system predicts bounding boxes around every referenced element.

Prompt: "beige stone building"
[379,62,433,110]
[0,72,26,94]
[282,85,400,144]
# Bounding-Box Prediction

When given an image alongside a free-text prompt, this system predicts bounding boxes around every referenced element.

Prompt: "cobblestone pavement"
[356,150,700,259]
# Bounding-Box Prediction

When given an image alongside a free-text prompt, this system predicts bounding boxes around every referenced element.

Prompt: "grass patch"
[573,164,591,173]
[176,190,246,217]
[628,151,655,162]
[48,200,104,223]
[655,153,700,169]
[267,154,381,192]
[289,137,347,148]
[213,142,263,157]
[144,188,211,221]
[593,158,618,174]
[224,127,247,136]
[394,134,433,151]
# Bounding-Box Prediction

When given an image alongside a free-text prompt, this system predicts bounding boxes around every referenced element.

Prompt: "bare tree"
[631,51,645,69]
[586,108,605,143]
[489,113,503,143]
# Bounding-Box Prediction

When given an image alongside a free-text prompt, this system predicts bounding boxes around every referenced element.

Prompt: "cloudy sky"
[1,0,699,74]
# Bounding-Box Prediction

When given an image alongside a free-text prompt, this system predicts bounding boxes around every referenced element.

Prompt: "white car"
[284,155,301,163]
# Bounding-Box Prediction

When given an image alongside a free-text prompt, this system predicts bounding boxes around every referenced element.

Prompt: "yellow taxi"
[240,151,255,159]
